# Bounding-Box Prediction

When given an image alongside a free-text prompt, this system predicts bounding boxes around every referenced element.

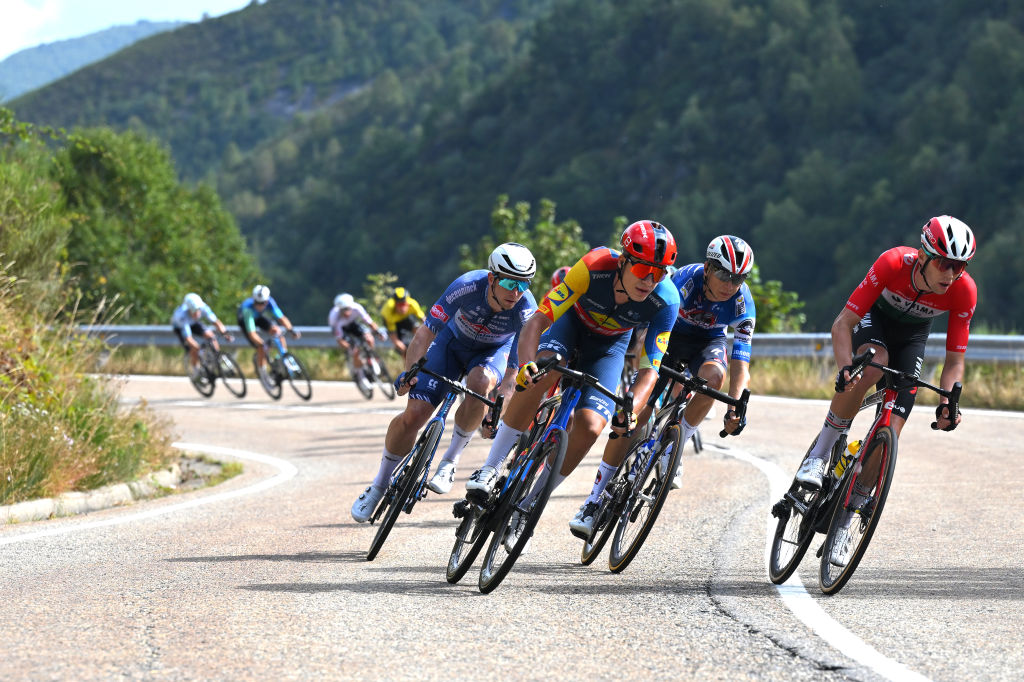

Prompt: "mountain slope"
[0,21,182,101]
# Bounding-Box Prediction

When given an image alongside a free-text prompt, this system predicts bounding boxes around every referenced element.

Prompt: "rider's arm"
[830,307,862,383]
[278,314,297,335]
[403,323,436,372]
[515,312,553,368]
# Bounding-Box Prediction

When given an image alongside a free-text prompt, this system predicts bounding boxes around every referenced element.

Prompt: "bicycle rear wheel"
[283,352,312,400]
[185,352,215,397]
[446,503,492,584]
[768,481,818,584]
[216,351,247,398]
[254,357,282,400]
[608,422,682,573]
[351,359,374,399]
[371,351,396,400]
[581,448,636,565]
[819,426,897,594]
[366,420,441,561]
[478,430,567,594]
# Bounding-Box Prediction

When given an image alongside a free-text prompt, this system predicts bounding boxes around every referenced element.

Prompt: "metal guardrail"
[78,326,1024,363]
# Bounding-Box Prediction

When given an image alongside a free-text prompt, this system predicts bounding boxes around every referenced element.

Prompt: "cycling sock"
[680,416,699,446]
[372,449,403,489]
[440,425,473,465]
[483,421,524,469]
[810,411,852,460]
[585,461,618,504]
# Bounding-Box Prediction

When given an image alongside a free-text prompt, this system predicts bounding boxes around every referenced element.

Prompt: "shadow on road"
[165,550,364,563]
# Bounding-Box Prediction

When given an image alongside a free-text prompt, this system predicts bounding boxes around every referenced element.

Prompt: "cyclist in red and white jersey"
[794,215,978,491]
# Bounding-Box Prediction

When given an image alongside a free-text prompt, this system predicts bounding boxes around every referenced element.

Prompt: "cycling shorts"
[173,323,207,348]
[237,314,273,347]
[851,305,931,419]
[664,334,729,375]
[537,310,631,422]
[341,321,370,346]
[408,326,508,406]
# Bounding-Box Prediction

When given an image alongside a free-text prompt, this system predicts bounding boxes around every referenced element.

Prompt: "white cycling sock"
[483,421,524,469]
[371,449,403,489]
[680,416,699,446]
[585,460,619,504]
[440,425,473,465]
[809,411,852,460]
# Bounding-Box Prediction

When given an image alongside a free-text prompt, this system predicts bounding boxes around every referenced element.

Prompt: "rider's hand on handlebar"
[515,361,539,390]
[835,365,861,393]
[378,328,389,341]
[288,328,301,340]
[723,409,746,436]
[932,403,961,431]
[394,370,417,396]
[610,408,637,436]
[222,332,234,343]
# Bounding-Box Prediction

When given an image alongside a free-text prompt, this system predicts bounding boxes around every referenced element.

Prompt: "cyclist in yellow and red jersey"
[466,220,680,542]
[793,216,978,498]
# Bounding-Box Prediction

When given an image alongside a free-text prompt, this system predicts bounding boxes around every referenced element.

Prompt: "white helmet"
[706,235,754,276]
[183,292,203,313]
[488,242,536,279]
[334,293,355,309]
[252,285,270,303]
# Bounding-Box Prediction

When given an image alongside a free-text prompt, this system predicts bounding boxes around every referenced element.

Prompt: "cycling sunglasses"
[625,256,669,282]
[497,277,531,293]
[933,257,968,276]
[709,262,747,285]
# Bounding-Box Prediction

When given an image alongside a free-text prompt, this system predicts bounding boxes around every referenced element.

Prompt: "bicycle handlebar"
[525,354,634,437]
[838,347,963,430]
[403,357,505,426]
[657,363,750,437]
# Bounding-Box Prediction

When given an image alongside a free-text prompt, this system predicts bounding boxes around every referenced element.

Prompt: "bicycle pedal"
[771,500,788,519]
[452,499,470,518]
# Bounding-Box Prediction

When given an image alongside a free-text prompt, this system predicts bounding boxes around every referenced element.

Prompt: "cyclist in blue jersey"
[351,243,538,522]
[237,284,301,374]
[466,221,681,543]
[603,235,756,494]
[172,293,233,378]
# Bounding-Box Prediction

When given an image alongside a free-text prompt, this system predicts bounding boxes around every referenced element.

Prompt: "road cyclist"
[237,284,301,377]
[464,220,680,551]
[172,292,234,380]
[329,292,389,397]
[379,286,426,360]
[350,243,539,522]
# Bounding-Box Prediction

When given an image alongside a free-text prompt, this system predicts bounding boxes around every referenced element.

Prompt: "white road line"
[0,443,297,547]
[723,447,931,682]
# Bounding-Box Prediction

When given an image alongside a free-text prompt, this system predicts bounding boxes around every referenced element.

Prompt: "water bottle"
[833,439,861,478]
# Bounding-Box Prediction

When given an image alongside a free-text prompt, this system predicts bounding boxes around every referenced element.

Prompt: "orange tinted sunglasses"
[625,256,668,282]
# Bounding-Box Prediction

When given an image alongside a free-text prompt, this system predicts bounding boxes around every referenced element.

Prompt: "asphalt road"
[2,375,1021,681]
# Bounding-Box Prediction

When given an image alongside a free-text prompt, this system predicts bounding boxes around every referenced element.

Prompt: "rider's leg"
[371,398,435,488]
[439,365,497,467]
[479,368,558,470]
[680,361,727,442]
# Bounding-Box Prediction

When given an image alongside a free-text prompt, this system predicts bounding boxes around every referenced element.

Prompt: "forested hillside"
[0,21,182,101]
[13,0,1024,330]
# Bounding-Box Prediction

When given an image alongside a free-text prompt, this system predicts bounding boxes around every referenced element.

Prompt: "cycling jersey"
[845,247,977,352]
[237,296,285,334]
[171,302,219,337]
[328,302,374,338]
[380,297,425,332]
[538,247,679,370]
[669,263,757,363]
[424,270,537,355]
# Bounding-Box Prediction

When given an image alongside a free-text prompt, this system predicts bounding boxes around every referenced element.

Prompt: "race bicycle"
[348,331,396,401]
[254,332,312,401]
[445,355,631,594]
[580,362,749,572]
[185,335,246,399]
[768,347,962,594]
[365,359,503,561]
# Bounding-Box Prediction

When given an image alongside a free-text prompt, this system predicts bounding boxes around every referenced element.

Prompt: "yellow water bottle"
[833,439,861,478]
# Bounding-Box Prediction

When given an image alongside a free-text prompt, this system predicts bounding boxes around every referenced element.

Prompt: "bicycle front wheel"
[185,353,215,397]
[446,504,491,584]
[254,357,282,400]
[478,429,568,594]
[283,352,312,400]
[819,426,897,594]
[767,480,817,584]
[608,422,682,573]
[372,352,396,400]
[217,351,247,398]
[366,420,441,561]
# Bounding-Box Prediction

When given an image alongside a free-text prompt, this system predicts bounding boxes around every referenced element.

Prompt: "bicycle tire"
[254,357,283,400]
[767,479,818,584]
[366,420,441,561]
[691,428,703,454]
[216,351,247,398]
[580,448,636,565]
[608,422,683,573]
[478,430,567,594]
[446,505,492,584]
[351,359,374,400]
[283,352,312,401]
[819,426,897,594]
[371,351,396,400]
[185,351,215,397]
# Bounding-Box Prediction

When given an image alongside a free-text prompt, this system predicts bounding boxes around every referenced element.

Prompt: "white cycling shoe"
[351,485,385,523]
[465,465,499,496]
[795,456,827,490]
[427,460,456,494]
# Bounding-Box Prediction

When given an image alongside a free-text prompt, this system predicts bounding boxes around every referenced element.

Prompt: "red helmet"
[550,266,571,288]
[620,220,677,266]
[921,215,976,262]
